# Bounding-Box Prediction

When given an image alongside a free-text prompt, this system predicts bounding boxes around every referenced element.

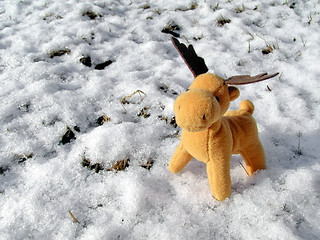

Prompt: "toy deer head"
[169,37,278,201]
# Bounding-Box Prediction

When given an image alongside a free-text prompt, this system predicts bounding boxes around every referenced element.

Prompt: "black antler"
[171,37,208,78]
[171,37,278,84]
[225,72,279,85]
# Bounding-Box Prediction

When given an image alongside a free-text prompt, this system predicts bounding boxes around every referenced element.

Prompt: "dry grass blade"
[68,210,80,224]
[121,90,146,105]
[121,90,146,113]
[212,3,219,11]
[295,132,302,156]
[239,162,249,176]
[267,85,272,91]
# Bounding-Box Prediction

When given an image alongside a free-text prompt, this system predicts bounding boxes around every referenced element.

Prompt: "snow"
[0,0,320,239]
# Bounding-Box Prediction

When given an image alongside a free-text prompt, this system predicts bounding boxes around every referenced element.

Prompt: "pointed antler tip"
[225,72,279,85]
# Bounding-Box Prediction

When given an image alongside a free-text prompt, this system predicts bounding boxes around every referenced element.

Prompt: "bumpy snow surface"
[1,0,320,239]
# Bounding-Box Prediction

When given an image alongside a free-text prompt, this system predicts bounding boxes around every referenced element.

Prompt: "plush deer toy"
[169,37,278,201]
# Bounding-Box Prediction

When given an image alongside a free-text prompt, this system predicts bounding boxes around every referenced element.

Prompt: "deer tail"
[240,100,254,114]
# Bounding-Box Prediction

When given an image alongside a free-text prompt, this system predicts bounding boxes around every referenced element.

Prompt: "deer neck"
[209,119,222,135]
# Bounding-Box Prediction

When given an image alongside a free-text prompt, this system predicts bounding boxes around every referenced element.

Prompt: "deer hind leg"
[240,140,265,176]
[169,143,193,173]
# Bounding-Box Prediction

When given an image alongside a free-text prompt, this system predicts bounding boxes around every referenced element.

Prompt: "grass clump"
[106,159,130,172]
[217,16,231,26]
[307,13,312,25]
[140,4,151,9]
[60,126,76,145]
[137,107,150,118]
[96,114,111,126]
[80,56,92,67]
[94,60,113,70]
[262,45,273,54]
[141,159,154,170]
[49,48,71,58]
[81,156,104,173]
[81,155,130,173]
[43,13,63,21]
[158,115,177,128]
[14,153,33,164]
[159,84,178,95]
[235,4,246,13]
[161,21,181,37]
[111,159,129,172]
[82,32,95,45]
[211,3,219,11]
[176,2,198,11]
[262,42,279,55]
[0,166,9,175]
[82,10,100,20]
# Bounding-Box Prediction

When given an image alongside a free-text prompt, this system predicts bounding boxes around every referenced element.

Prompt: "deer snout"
[174,89,220,132]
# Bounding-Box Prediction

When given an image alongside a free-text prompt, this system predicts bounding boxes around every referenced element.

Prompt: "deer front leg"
[206,157,232,201]
[169,143,193,173]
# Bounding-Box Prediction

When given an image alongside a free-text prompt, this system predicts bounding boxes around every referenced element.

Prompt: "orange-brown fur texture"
[169,73,265,201]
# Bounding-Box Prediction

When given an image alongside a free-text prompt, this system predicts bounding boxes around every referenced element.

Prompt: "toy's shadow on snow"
[258,125,319,193]
[182,160,206,177]
[261,125,318,170]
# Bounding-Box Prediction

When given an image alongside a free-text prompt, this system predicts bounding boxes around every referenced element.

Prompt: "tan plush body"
[169,73,265,201]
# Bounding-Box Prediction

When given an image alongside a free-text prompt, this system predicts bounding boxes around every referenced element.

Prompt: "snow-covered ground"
[1,0,320,239]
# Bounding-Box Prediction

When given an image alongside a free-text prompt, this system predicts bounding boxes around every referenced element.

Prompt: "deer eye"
[215,96,220,102]
[202,114,206,120]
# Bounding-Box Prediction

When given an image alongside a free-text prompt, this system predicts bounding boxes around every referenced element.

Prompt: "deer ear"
[228,86,240,101]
